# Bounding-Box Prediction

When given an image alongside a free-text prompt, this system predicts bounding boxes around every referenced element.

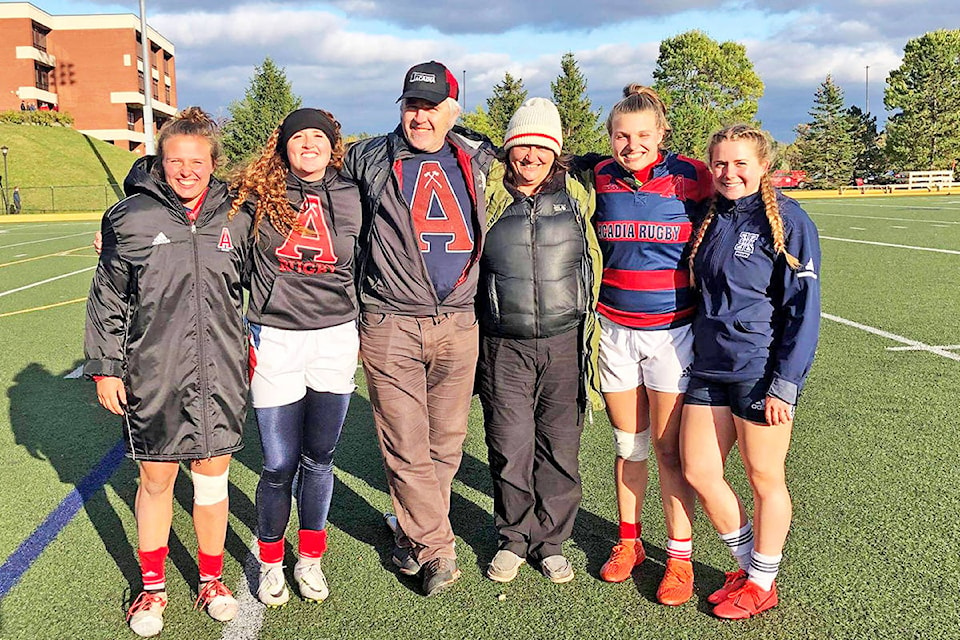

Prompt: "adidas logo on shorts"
[750,399,765,411]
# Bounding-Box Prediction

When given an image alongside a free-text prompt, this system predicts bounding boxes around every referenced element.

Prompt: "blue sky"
[28,0,959,144]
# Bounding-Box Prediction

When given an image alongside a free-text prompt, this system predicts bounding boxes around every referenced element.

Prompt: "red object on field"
[771,170,807,189]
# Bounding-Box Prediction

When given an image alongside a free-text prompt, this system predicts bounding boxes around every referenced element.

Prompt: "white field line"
[823,313,960,362]
[0,266,96,298]
[888,344,960,352]
[807,211,960,224]
[0,231,94,249]
[849,227,866,231]
[890,225,908,229]
[807,201,960,211]
[819,236,960,255]
[221,537,265,640]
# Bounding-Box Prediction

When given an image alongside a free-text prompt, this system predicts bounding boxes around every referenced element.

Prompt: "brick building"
[0,2,177,154]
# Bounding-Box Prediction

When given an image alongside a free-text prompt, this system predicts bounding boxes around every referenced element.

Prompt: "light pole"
[462,69,467,112]
[865,65,870,114]
[1,145,9,214]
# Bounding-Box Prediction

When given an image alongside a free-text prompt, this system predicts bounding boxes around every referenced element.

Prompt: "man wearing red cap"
[344,61,495,596]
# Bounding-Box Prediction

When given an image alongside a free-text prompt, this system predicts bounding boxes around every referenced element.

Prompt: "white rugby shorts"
[249,321,359,408]
[598,316,693,394]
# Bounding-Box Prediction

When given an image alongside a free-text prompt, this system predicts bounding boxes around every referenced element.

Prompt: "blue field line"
[0,440,125,600]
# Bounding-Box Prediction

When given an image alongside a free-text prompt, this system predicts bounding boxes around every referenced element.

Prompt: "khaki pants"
[359,311,478,564]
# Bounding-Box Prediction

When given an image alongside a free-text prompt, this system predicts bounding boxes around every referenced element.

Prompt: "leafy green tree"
[652,30,764,159]
[884,29,960,170]
[551,52,605,155]
[485,72,528,146]
[794,75,856,188]
[222,57,302,165]
[847,106,887,180]
[459,105,499,142]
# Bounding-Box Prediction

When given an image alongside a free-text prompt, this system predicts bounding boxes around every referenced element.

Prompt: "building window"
[35,63,51,91]
[152,78,159,97]
[163,53,171,76]
[138,70,144,93]
[127,108,139,130]
[32,22,50,52]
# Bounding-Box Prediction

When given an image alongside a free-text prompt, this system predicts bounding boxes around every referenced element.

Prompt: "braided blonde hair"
[605,83,671,146]
[229,110,345,235]
[688,124,799,284]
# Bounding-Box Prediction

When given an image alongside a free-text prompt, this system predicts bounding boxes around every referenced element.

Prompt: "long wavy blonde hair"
[229,109,345,236]
[688,124,800,285]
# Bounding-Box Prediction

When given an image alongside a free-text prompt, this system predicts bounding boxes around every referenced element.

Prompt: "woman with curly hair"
[681,124,820,619]
[230,108,362,607]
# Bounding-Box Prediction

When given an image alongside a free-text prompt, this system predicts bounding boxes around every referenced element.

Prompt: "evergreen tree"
[847,106,887,180]
[459,105,499,142]
[653,30,763,159]
[794,75,856,188]
[550,53,605,155]
[884,29,960,170]
[485,72,528,146]
[222,57,302,165]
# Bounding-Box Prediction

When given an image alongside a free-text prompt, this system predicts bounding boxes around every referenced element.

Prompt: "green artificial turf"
[0,196,957,639]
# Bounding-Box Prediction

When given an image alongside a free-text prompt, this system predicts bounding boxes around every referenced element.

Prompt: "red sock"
[198,550,223,583]
[138,546,168,592]
[298,529,327,559]
[619,521,641,542]
[258,539,284,565]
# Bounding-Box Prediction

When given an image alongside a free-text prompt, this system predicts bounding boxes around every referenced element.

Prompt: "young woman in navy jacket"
[681,124,821,619]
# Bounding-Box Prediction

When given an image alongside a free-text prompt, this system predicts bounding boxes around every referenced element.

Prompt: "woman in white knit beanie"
[477,97,603,585]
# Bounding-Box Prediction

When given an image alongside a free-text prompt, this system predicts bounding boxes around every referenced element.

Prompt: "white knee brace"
[192,468,229,505]
[613,428,650,462]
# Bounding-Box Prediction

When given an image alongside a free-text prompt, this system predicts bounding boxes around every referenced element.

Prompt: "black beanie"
[277,108,339,156]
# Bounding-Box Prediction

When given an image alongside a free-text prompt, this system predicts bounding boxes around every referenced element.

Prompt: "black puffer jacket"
[84,156,253,461]
[479,172,588,338]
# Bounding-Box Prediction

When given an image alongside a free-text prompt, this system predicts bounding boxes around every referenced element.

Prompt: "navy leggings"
[255,390,351,542]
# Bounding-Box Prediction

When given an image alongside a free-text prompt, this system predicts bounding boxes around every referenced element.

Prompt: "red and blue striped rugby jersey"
[592,151,713,330]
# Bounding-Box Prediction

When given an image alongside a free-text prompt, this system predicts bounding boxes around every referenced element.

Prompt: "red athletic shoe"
[712,580,778,619]
[600,541,646,583]
[708,568,748,604]
[656,558,694,606]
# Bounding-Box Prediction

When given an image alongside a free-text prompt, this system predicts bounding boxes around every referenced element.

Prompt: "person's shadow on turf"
[8,362,257,610]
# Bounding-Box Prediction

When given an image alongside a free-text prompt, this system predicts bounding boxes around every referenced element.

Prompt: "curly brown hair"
[229,109,345,236]
[688,124,800,286]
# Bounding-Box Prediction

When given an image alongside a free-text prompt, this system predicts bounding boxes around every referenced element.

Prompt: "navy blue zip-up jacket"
[690,191,821,405]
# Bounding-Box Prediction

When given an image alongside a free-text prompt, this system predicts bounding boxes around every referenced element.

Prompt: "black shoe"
[391,546,421,576]
[421,557,461,596]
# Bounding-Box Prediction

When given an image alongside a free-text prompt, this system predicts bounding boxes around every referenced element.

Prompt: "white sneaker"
[194,578,238,622]
[127,591,166,637]
[486,549,525,583]
[540,555,574,584]
[257,563,290,607]
[294,557,329,602]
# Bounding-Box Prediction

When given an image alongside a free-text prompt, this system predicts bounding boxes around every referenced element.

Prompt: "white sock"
[719,522,754,571]
[747,551,782,591]
[666,537,693,561]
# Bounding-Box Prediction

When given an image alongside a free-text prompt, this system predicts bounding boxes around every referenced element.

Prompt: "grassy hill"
[0,123,137,213]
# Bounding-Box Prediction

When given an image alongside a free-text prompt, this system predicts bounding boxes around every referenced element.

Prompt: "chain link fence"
[3,184,124,214]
